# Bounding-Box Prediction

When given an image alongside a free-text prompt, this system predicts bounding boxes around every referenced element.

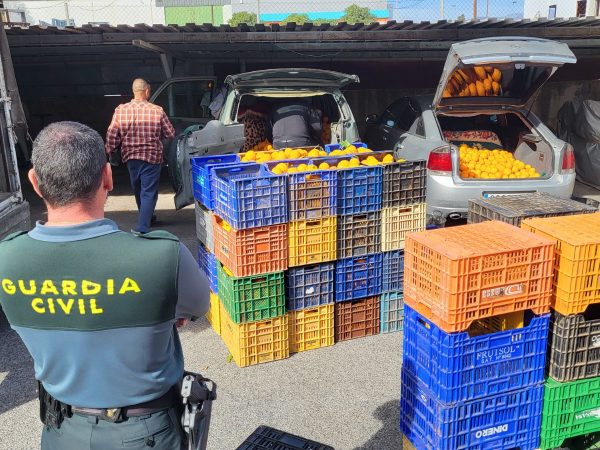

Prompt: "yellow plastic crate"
[289,217,337,267]
[219,302,289,368]
[289,304,334,353]
[381,203,427,252]
[522,213,600,315]
[206,291,221,335]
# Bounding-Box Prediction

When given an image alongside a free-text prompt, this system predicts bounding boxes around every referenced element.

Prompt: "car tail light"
[427,146,453,175]
[560,143,575,174]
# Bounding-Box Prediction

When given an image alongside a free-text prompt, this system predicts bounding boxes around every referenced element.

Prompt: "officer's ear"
[102,163,113,193]
[28,169,43,199]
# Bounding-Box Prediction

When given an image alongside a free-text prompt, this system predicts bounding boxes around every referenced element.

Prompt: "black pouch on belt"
[38,381,71,429]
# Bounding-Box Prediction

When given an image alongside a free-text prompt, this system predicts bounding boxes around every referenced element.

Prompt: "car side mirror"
[366,114,378,125]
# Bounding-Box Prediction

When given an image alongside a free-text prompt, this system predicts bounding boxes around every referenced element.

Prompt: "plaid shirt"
[105,99,175,164]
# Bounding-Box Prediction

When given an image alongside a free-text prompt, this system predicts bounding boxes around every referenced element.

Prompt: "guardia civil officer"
[0,121,209,449]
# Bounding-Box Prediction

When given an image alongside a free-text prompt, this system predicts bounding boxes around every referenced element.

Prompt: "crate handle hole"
[251,277,267,283]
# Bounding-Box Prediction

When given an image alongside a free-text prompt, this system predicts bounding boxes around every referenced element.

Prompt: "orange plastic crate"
[206,291,221,335]
[522,213,600,315]
[404,221,554,333]
[219,302,289,368]
[288,217,337,267]
[213,215,288,277]
[289,304,334,353]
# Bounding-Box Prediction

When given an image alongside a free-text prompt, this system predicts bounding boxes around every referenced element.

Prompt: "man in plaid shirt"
[106,78,175,233]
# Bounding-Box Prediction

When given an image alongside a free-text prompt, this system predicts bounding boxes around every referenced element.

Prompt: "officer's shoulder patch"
[134,230,180,242]
[1,230,28,243]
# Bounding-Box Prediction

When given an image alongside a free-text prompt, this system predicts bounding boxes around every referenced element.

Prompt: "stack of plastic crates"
[204,162,290,368]
[400,221,555,450]
[192,154,245,335]
[468,192,597,226]
[331,154,383,342]
[521,213,600,449]
[378,157,426,335]
[273,159,338,354]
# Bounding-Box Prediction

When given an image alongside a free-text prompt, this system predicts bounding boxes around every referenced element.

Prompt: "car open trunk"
[433,37,576,110]
[438,111,555,180]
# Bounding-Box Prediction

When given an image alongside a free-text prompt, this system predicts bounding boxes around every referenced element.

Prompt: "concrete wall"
[5,0,165,26]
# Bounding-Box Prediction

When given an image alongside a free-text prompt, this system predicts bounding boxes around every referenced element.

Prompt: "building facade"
[524,0,599,19]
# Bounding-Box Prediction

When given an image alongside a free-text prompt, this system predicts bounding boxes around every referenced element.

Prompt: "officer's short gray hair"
[32,121,106,207]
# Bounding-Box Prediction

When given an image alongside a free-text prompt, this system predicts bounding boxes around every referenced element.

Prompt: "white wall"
[5,0,166,27]
[523,0,577,19]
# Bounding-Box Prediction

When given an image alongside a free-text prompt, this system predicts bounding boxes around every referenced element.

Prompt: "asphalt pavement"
[0,166,405,450]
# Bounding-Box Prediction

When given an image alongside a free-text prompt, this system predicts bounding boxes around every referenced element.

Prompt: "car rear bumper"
[426,172,576,220]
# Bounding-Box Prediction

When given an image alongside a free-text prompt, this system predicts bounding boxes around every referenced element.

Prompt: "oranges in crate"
[458,144,540,179]
[240,147,328,163]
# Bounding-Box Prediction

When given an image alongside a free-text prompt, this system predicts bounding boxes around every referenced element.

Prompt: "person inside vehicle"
[270,98,322,149]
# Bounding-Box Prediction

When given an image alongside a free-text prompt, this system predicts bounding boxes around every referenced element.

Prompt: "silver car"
[394,37,578,223]
[173,68,360,209]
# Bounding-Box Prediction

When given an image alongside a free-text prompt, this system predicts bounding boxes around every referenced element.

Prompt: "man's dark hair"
[31,121,106,207]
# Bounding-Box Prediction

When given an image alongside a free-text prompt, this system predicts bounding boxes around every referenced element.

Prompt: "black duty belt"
[70,387,178,422]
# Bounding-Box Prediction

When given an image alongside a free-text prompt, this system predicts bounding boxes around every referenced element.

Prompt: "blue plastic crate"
[400,370,544,450]
[312,156,382,215]
[285,262,335,310]
[382,250,404,293]
[212,164,288,229]
[191,154,240,209]
[402,304,550,404]
[324,142,367,153]
[381,291,404,333]
[337,165,382,215]
[335,254,383,302]
[198,242,218,293]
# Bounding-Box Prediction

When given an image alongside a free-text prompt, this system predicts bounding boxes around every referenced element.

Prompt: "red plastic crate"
[334,296,380,342]
[404,221,555,333]
[213,215,288,277]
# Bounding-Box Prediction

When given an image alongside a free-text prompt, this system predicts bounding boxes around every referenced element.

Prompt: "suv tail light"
[427,146,453,175]
[560,143,575,174]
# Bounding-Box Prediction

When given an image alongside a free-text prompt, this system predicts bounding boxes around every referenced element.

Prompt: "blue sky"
[389,0,525,22]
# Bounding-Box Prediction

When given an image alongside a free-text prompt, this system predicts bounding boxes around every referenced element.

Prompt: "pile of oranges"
[240,145,375,163]
[459,144,540,179]
[270,154,399,174]
[241,148,326,163]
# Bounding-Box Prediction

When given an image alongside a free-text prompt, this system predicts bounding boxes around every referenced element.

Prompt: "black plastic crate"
[336,211,381,259]
[467,192,597,227]
[382,160,426,208]
[237,426,334,450]
[548,306,600,383]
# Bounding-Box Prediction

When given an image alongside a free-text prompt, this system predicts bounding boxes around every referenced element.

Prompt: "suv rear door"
[173,69,360,209]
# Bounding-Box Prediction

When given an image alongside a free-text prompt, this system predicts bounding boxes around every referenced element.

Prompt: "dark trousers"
[126,160,161,233]
[41,409,183,450]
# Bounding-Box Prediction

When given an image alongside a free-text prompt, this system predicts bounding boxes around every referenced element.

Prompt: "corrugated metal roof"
[6,16,600,37]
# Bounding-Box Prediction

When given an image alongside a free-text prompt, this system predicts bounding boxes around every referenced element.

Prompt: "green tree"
[229,11,258,26]
[283,13,310,24]
[456,14,466,21]
[340,4,377,24]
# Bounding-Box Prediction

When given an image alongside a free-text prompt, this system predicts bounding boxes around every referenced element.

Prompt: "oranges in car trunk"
[458,144,540,179]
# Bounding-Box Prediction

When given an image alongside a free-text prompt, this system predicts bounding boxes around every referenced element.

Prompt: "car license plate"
[483,191,536,199]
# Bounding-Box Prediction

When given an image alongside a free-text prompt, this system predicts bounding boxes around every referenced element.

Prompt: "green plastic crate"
[217,263,285,324]
[540,377,600,449]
